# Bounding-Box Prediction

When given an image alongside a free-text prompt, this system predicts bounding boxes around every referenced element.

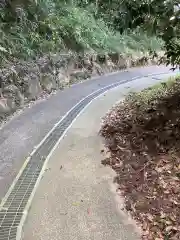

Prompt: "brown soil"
[100,78,180,239]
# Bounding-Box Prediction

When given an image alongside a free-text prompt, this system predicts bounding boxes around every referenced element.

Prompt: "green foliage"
[128,74,180,111]
[0,0,163,63]
[165,38,180,69]
[83,0,180,67]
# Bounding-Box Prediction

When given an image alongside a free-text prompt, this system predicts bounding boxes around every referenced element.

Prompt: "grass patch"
[100,75,180,239]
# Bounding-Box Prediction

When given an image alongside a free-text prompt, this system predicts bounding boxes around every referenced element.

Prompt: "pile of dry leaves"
[100,77,180,239]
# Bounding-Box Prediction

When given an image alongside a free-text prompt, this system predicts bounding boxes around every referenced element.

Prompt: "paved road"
[0,65,174,200]
[0,66,178,240]
[22,73,177,240]
[22,82,143,240]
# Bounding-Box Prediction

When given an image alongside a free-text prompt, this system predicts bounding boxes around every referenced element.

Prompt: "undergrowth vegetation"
[0,0,179,67]
[127,74,180,110]
[101,75,180,239]
[0,0,164,63]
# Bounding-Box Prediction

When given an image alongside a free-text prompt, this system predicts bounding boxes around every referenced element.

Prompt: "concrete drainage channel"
[0,72,177,240]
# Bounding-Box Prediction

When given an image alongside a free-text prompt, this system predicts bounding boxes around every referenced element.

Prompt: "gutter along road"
[0,65,177,240]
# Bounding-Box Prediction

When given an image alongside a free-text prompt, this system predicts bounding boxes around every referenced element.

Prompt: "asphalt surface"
[22,80,143,240]
[22,73,177,240]
[0,65,175,200]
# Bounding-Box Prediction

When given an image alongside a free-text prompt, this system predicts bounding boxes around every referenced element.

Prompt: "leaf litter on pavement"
[100,76,180,240]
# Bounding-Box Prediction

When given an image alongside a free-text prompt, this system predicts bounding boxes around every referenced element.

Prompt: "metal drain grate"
[0,72,170,239]
[0,80,126,240]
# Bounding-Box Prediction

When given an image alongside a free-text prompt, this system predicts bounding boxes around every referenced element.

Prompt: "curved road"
[0,65,177,239]
[0,65,174,199]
